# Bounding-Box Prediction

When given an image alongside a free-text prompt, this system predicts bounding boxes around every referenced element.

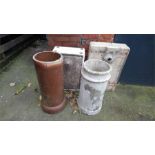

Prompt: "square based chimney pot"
[53,46,85,90]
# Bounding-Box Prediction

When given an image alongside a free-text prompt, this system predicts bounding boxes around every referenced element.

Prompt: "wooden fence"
[0,34,36,67]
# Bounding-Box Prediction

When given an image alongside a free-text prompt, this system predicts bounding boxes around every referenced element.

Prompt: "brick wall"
[47,34,114,58]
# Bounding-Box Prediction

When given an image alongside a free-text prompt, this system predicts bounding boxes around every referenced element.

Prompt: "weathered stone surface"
[88,42,130,91]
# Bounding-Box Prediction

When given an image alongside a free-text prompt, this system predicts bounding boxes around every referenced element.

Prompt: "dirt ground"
[0,40,155,121]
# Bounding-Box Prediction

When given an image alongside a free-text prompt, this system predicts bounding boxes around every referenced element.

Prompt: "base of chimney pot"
[41,98,66,114]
